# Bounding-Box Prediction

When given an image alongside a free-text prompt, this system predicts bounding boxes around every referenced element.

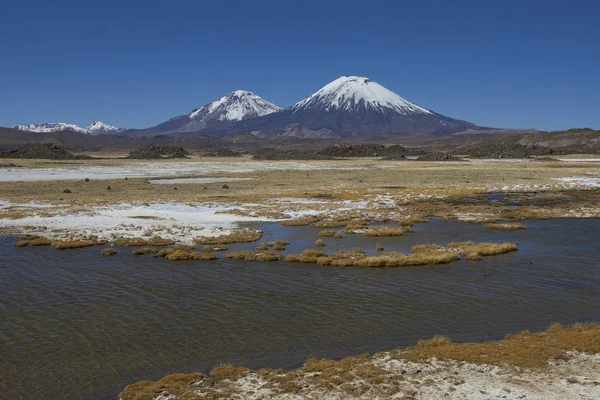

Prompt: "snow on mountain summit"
[292,76,432,115]
[14,122,89,134]
[188,90,281,122]
[86,121,124,134]
[14,121,125,135]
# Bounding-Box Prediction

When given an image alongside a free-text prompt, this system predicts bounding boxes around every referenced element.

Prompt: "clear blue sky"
[1,0,598,131]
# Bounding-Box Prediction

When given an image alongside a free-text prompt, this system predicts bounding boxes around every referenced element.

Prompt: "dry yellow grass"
[362,226,413,237]
[164,251,218,261]
[315,238,326,247]
[114,237,174,247]
[280,215,320,226]
[101,248,117,256]
[318,229,336,237]
[447,241,518,260]
[132,247,157,255]
[194,229,262,245]
[224,251,281,261]
[52,240,103,249]
[285,249,329,263]
[119,323,600,400]
[14,236,53,247]
[485,222,528,230]
[394,322,600,369]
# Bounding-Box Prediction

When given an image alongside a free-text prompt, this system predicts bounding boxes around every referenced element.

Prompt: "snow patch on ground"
[0,202,272,242]
[0,161,376,182]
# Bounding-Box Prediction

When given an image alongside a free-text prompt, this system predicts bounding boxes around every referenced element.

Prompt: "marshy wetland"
[1,155,600,399]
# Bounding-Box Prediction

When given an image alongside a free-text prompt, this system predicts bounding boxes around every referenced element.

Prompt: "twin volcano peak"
[292,76,432,115]
[188,90,281,122]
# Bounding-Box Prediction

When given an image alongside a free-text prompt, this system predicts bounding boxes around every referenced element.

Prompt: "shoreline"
[119,323,600,400]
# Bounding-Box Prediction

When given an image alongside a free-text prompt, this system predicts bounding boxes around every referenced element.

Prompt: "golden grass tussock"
[52,240,104,249]
[120,322,600,400]
[225,251,281,261]
[318,229,336,237]
[120,372,206,400]
[209,364,251,380]
[194,229,262,245]
[280,215,320,226]
[313,218,369,228]
[285,249,329,263]
[114,236,174,247]
[258,239,290,251]
[15,236,53,247]
[202,245,228,252]
[132,247,157,255]
[164,251,218,261]
[315,238,326,247]
[447,241,518,260]
[395,322,600,369]
[101,248,117,256]
[286,241,514,268]
[485,222,528,230]
[362,226,413,237]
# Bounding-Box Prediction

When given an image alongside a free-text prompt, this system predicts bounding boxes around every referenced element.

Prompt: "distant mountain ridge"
[14,121,125,135]
[136,90,281,135]
[13,76,480,138]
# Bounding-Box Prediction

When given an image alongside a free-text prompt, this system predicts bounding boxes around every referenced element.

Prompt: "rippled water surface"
[1,219,599,400]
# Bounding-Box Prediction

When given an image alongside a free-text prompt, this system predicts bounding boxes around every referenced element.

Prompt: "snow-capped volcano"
[139,90,281,135]
[14,121,126,135]
[189,90,280,122]
[223,76,478,138]
[86,121,124,134]
[292,76,432,115]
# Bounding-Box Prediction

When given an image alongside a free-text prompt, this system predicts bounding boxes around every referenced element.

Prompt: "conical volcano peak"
[292,76,432,115]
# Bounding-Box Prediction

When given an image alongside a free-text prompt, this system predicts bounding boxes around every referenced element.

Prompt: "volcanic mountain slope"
[222,76,479,138]
[137,90,281,135]
[14,121,125,135]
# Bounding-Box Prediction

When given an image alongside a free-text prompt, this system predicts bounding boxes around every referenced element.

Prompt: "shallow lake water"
[1,218,599,400]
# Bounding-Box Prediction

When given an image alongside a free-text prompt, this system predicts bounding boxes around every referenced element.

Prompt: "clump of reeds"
[447,241,518,260]
[285,249,329,263]
[485,223,528,230]
[15,235,53,247]
[362,226,412,237]
[224,251,281,261]
[280,216,320,226]
[318,230,336,237]
[52,239,103,249]
[164,251,218,261]
[132,247,157,255]
[101,248,117,256]
[114,236,175,247]
[194,229,262,245]
[315,239,326,247]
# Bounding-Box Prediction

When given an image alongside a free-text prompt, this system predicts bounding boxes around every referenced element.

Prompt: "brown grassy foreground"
[485,222,528,230]
[119,323,600,400]
[285,241,516,268]
[194,229,262,245]
[394,322,600,368]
